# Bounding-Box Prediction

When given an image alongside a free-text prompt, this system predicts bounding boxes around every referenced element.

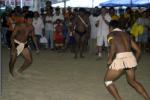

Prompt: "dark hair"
[24,11,33,19]
[78,8,86,13]
[109,20,121,29]
[55,7,60,11]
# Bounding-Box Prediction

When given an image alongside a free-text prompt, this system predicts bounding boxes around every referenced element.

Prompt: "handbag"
[40,36,48,44]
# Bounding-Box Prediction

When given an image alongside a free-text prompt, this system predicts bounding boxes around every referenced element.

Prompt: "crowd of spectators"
[0,1,150,58]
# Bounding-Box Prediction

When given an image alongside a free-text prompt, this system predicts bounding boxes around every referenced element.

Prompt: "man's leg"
[50,31,54,49]
[6,31,12,48]
[104,69,124,100]
[80,35,86,58]
[97,36,103,58]
[9,50,17,77]
[17,48,32,73]
[126,68,150,100]
[74,34,80,58]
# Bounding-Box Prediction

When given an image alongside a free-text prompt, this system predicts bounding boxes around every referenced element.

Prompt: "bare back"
[109,31,131,53]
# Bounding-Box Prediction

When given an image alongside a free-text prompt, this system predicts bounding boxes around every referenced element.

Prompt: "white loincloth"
[14,39,27,56]
[109,52,137,70]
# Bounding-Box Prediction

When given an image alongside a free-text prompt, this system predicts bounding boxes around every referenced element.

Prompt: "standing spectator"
[109,7,119,21]
[89,11,99,54]
[1,12,9,45]
[6,11,16,48]
[45,1,53,13]
[96,7,111,58]
[32,11,45,49]
[63,7,76,52]
[136,11,150,52]
[124,7,132,31]
[44,7,54,49]
[53,7,64,24]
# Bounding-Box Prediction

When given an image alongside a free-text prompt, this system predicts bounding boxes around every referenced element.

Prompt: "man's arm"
[31,27,39,51]
[102,14,111,26]
[107,34,116,65]
[40,18,45,36]
[86,17,91,39]
[11,25,18,49]
[131,39,141,61]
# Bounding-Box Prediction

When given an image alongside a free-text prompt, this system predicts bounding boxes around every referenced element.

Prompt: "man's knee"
[10,54,17,62]
[25,58,32,65]
[127,79,136,85]
[105,80,113,87]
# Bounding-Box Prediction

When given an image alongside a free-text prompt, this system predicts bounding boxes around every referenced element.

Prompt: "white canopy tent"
[52,0,109,8]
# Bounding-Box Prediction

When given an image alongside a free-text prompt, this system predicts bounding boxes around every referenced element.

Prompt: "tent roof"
[99,0,150,7]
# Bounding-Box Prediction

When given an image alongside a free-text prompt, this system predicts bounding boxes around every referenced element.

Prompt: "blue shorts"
[138,32,148,43]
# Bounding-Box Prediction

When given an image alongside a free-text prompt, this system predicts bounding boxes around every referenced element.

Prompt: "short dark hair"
[109,20,121,29]
[55,7,60,11]
[78,8,86,13]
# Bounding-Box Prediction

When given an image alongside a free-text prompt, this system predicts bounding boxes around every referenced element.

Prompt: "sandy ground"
[0,47,150,100]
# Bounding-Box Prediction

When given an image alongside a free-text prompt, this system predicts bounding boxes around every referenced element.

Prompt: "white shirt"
[45,16,54,31]
[89,15,99,39]
[32,17,44,36]
[53,14,64,23]
[97,13,111,37]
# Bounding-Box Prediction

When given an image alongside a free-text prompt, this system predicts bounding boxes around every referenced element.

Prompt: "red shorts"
[54,34,64,43]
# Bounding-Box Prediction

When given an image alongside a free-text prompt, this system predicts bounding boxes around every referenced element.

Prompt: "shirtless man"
[104,20,150,100]
[9,14,39,77]
[73,8,90,58]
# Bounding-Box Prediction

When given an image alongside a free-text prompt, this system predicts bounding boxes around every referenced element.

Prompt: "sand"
[0,47,150,100]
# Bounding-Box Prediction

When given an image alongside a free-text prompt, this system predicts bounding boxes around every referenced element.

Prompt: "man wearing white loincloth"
[9,13,39,77]
[104,20,150,100]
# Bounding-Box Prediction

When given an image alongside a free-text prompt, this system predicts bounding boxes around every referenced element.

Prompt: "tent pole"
[92,0,94,8]
[131,0,132,6]
[64,0,66,8]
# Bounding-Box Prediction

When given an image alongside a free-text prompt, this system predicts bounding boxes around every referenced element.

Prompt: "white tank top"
[45,16,53,31]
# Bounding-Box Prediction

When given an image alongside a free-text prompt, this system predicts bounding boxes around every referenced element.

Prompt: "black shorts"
[75,30,86,37]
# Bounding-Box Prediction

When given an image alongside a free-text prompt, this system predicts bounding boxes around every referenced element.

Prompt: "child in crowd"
[53,19,64,50]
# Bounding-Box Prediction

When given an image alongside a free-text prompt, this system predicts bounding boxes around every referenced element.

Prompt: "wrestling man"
[73,8,90,58]
[9,14,39,77]
[104,20,150,100]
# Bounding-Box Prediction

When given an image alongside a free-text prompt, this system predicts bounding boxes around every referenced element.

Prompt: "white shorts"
[96,35,108,47]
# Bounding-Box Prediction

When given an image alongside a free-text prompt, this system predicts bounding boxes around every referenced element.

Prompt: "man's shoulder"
[108,31,115,36]
[108,31,121,38]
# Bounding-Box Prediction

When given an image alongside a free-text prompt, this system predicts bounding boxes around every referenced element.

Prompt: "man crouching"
[9,13,39,77]
[104,20,150,100]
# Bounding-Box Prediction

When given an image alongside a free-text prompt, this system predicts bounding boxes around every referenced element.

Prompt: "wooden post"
[92,0,94,8]
[0,19,2,96]
[64,0,66,8]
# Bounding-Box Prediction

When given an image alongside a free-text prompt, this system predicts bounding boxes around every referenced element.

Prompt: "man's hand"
[11,46,17,55]
[102,15,105,20]
[107,59,112,66]
[95,21,99,27]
